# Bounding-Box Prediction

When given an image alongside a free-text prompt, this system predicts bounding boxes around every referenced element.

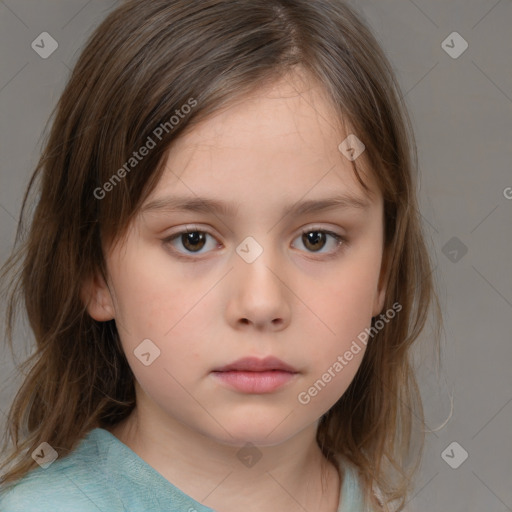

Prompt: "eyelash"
[162,225,347,261]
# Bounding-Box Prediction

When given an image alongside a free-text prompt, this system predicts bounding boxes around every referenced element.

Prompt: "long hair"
[0,1,441,509]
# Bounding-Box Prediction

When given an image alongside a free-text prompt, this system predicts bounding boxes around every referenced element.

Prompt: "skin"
[83,69,387,512]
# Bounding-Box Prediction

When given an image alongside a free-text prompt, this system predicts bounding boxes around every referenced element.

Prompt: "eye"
[163,227,219,257]
[162,226,346,259]
[292,228,345,256]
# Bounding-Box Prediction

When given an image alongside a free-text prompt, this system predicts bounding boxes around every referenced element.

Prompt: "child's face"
[86,71,386,447]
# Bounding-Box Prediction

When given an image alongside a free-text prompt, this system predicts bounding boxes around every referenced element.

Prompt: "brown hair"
[0,1,441,509]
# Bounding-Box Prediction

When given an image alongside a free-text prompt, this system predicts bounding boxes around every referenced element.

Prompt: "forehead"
[144,71,381,215]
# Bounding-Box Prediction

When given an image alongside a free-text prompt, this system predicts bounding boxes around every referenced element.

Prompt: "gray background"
[1,1,511,510]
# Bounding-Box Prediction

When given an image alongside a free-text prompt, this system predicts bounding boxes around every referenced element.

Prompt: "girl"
[0,0,440,511]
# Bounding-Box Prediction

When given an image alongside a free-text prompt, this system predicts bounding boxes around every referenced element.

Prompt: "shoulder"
[0,430,125,512]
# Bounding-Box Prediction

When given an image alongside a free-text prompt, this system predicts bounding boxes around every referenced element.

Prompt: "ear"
[372,245,389,317]
[81,271,115,321]
[372,281,387,317]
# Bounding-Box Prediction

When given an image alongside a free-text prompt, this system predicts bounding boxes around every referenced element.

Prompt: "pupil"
[304,231,325,251]
[184,232,205,252]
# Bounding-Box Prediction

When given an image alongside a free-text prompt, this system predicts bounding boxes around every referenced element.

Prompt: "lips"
[211,356,299,393]
[212,356,298,373]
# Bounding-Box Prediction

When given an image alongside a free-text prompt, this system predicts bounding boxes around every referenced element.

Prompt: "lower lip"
[211,370,297,393]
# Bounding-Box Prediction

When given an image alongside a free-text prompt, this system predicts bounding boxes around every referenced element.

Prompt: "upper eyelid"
[165,224,345,239]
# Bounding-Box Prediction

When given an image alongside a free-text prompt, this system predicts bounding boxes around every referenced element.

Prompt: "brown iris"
[181,231,207,252]
[301,231,327,252]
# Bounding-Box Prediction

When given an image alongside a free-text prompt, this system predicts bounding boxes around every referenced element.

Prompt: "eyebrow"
[141,193,371,218]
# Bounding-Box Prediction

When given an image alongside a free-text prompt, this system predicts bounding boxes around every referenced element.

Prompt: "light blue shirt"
[0,428,366,511]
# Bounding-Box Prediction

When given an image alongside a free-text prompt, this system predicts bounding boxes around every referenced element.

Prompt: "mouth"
[211,356,299,393]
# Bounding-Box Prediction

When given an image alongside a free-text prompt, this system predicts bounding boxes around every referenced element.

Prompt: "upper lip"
[212,356,298,373]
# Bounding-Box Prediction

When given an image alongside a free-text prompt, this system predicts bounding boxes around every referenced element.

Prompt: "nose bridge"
[229,233,290,328]
[235,234,270,265]
[235,234,280,289]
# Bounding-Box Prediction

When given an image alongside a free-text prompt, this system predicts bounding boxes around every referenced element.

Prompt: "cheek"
[108,252,219,378]
[293,275,376,414]
[311,258,380,340]
[114,286,212,420]
[109,246,207,338]
[295,250,381,400]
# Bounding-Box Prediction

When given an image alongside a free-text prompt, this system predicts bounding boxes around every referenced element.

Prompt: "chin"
[216,431,295,448]
[199,417,302,448]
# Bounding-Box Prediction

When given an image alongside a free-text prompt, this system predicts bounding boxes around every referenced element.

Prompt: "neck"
[108,404,341,512]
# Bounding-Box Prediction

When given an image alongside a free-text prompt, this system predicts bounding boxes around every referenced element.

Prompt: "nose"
[225,241,291,332]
